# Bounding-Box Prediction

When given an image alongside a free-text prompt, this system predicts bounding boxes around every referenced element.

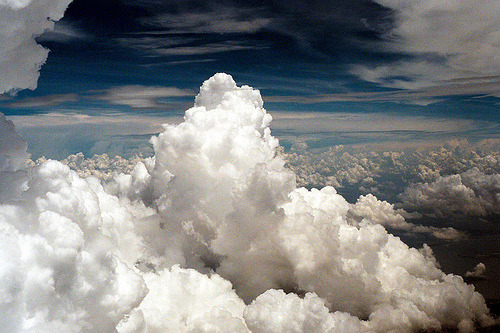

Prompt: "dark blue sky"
[1,0,499,158]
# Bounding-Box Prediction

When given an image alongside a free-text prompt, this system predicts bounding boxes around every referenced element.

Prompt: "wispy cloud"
[265,76,500,105]
[117,34,268,56]
[149,9,272,34]
[92,85,195,109]
[6,94,79,108]
[354,0,500,88]
[36,21,87,43]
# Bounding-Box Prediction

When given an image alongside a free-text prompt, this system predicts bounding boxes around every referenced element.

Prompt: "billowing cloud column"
[138,73,493,332]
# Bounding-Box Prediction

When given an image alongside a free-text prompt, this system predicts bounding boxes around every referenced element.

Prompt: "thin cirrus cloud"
[265,76,500,105]
[92,85,195,109]
[6,93,79,108]
[3,85,195,110]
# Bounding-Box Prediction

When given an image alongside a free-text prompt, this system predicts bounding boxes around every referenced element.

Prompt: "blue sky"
[1,0,498,158]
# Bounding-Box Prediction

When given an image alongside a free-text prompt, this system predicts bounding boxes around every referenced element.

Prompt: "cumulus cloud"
[0,0,74,93]
[466,263,487,279]
[348,193,463,240]
[284,139,500,203]
[0,74,496,331]
[354,0,500,89]
[0,112,29,202]
[402,167,500,217]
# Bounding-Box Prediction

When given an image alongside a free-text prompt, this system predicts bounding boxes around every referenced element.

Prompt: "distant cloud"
[269,112,495,147]
[401,167,500,217]
[6,93,78,108]
[354,0,500,88]
[465,263,487,279]
[149,8,271,34]
[348,193,463,240]
[10,113,182,159]
[266,76,500,105]
[117,35,268,56]
[93,85,194,109]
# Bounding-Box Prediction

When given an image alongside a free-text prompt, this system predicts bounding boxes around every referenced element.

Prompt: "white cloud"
[0,74,496,331]
[348,193,463,240]
[0,0,74,93]
[401,167,500,217]
[244,290,362,333]
[355,0,500,88]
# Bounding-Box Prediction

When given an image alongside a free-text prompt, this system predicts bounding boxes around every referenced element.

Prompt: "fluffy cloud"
[0,74,496,332]
[348,193,463,240]
[0,0,74,93]
[401,167,500,217]
[284,139,500,204]
[0,112,29,202]
[466,263,487,279]
[0,160,148,331]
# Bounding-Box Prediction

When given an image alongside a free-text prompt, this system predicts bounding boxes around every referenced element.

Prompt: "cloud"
[244,290,362,333]
[348,193,463,240]
[0,74,496,331]
[36,21,86,43]
[117,34,268,56]
[93,85,194,109]
[354,0,500,88]
[149,7,271,34]
[284,139,500,197]
[0,112,29,202]
[0,0,74,93]
[0,113,29,172]
[401,167,500,217]
[6,93,78,108]
[10,113,182,159]
[465,263,487,279]
[266,75,500,104]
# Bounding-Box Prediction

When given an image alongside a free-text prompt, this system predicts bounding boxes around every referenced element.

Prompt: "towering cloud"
[0,74,495,331]
[0,0,74,93]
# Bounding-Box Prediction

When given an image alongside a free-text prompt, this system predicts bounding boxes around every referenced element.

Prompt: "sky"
[1,0,499,159]
[0,0,499,332]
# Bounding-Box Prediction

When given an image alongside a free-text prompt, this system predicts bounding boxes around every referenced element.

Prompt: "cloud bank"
[0,73,496,332]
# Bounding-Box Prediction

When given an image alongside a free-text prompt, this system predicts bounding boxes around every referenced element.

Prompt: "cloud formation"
[94,85,194,109]
[401,167,500,217]
[0,0,74,93]
[0,74,496,331]
[355,0,500,88]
